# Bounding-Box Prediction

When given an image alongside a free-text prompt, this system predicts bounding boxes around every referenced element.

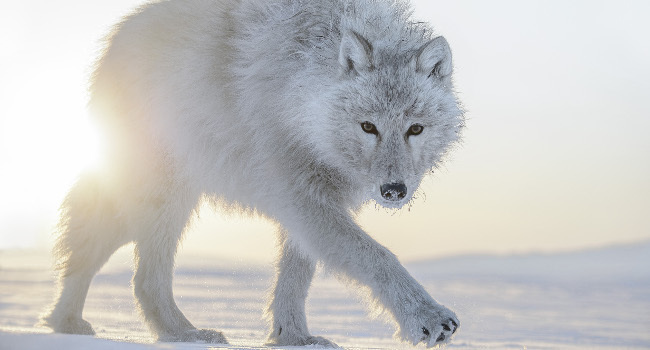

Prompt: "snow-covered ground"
[1,241,649,350]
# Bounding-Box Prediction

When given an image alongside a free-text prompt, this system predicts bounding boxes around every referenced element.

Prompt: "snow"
[1,242,649,350]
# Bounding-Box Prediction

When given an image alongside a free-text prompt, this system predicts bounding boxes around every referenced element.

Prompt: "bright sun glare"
[0,68,103,249]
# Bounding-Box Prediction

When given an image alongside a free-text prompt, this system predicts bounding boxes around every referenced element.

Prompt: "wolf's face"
[323,32,463,208]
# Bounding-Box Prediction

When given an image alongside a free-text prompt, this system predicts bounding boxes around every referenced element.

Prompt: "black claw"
[442,324,451,332]
[422,327,430,336]
[451,320,459,334]
[436,334,445,342]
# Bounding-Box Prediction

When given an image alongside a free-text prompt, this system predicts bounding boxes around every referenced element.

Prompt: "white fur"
[40,0,464,348]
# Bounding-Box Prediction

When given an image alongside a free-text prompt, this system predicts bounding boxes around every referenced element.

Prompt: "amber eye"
[361,121,378,135]
[406,124,424,136]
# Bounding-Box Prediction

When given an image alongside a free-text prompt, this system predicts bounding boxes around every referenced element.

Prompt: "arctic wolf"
[41,0,464,347]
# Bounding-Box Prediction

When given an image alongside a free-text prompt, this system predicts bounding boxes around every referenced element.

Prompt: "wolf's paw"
[159,328,228,344]
[267,332,339,348]
[401,304,459,348]
[40,315,95,335]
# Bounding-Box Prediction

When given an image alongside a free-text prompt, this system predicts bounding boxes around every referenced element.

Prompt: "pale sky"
[1,0,649,264]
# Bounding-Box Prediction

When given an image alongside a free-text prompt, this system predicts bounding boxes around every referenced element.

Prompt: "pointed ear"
[415,36,452,79]
[339,30,373,75]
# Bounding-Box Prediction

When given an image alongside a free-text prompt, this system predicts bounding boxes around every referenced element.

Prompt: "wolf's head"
[317,30,464,208]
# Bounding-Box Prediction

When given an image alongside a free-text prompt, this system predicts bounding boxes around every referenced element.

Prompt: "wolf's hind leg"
[40,173,129,335]
[265,231,337,347]
[132,188,227,344]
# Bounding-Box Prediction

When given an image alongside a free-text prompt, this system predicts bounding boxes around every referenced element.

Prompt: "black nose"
[380,183,407,201]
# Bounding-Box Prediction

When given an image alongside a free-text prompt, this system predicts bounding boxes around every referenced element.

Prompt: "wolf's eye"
[361,121,378,135]
[406,124,424,136]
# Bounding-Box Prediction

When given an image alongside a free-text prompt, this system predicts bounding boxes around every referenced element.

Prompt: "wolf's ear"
[415,36,452,79]
[339,30,373,75]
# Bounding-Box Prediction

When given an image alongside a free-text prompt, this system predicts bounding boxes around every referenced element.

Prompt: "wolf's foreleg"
[131,185,227,344]
[285,200,459,348]
[265,229,337,347]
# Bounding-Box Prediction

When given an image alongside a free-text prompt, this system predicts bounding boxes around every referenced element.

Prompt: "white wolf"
[41,0,464,347]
